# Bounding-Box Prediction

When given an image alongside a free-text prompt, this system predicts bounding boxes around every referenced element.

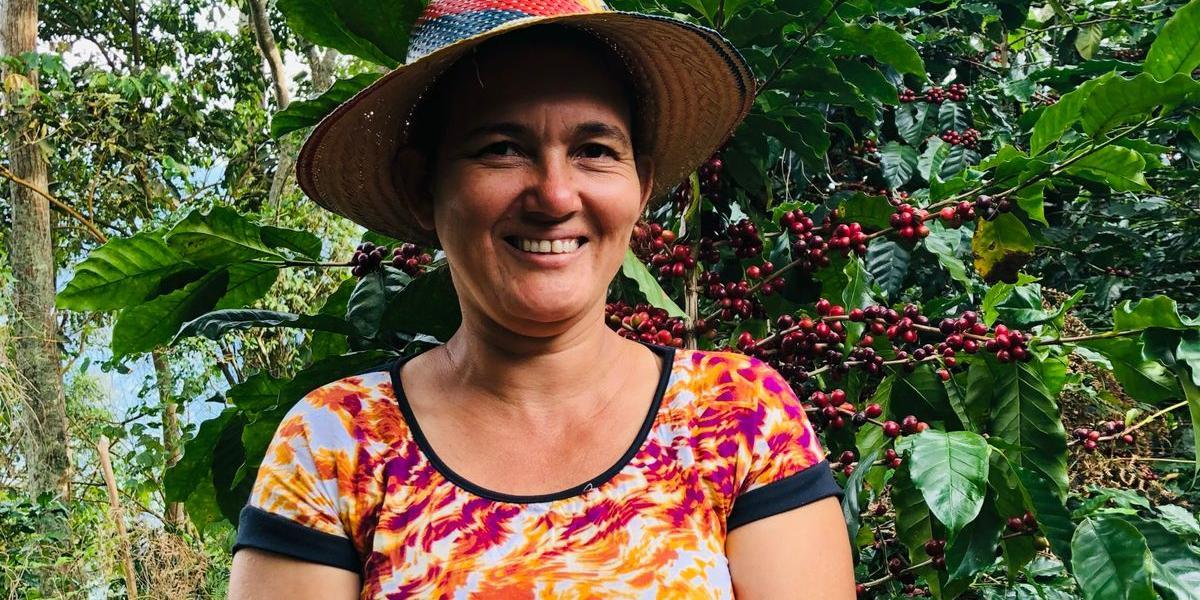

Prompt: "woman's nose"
[524,153,581,219]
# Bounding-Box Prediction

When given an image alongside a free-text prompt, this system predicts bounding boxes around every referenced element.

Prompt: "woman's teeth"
[518,238,580,254]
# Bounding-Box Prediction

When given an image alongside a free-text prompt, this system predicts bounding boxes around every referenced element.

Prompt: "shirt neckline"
[387,339,678,504]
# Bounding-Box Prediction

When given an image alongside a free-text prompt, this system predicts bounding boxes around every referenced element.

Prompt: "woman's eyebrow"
[460,121,631,148]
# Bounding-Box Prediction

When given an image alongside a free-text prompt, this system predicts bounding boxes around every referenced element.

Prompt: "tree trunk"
[247,0,290,108]
[153,350,186,529]
[3,0,72,499]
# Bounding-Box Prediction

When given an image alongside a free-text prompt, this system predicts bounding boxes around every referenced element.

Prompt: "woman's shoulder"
[666,347,803,420]
[277,367,402,448]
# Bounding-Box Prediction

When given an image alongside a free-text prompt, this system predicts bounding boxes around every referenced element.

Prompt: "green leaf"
[382,266,462,342]
[1071,517,1156,600]
[1075,23,1103,60]
[1015,464,1076,562]
[260,226,323,260]
[164,407,236,503]
[940,145,980,179]
[1181,374,1200,478]
[621,249,686,318]
[1144,0,1200,81]
[174,309,356,343]
[945,492,1005,583]
[923,224,974,296]
[939,101,971,132]
[1031,74,1111,155]
[835,59,898,104]
[841,447,881,550]
[57,232,190,311]
[838,193,894,230]
[972,213,1034,284]
[165,206,279,267]
[226,373,286,415]
[1080,73,1200,137]
[1126,516,1200,600]
[896,104,931,147]
[1014,181,1050,226]
[1113,295,1200,331]
[346,267,412,339]
[111,270,230,357]
[903,430,990,535]
[988,452,1037,576]
[270,72,383,139]
[840,257,872,311]
[964,360,995,433]
[881,142,919,189]
[1065,146,1150,191]
[986,359,1069,498]
[893,468,943,596]
[213,263,279,310]
[918,137,950,183]
[829,23,925,76]
[865,239,910,300]
[1076,337,1180,403]
[276,0,419,66]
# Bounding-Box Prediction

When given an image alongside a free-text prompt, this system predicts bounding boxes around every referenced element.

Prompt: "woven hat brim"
[295,11,756,248]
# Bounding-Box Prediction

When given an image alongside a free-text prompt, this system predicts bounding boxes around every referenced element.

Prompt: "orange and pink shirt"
[233,342,840,598]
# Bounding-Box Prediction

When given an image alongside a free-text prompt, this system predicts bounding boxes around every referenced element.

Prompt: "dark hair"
[403,25,644,176]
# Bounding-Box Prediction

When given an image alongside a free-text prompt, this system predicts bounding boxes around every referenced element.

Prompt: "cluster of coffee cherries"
[975,194,1014,221]
[604,301,688,347]
[699,153,724,196]
[630,221,672,261]
[1072,421,1136,451]
[851,139,879,155]
[745,261,785,294]
[1104,266,1133,277]
[940,128,981,149]
[899,84,968,105]
[1034,91,1060,106]
[746,310,849,383]
[1006,511,1040,534]
[983,324,1030,362]
[832,449,859,476]
[726,219,763,258]
[924,539,948,570]
[938,200,977,227]
[649,242,696,279]
[888,204,931,243]
[700,271,762,320]
[881,415,930,438]
[780,209,869,274]
[390,243,433,277]
[1112,48,1145,61]
[349,242,432,277]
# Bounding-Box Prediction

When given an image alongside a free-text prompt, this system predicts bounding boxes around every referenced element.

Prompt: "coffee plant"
[54,0,1200,597]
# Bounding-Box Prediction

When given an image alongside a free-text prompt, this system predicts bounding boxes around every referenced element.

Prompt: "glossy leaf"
[1065,146,1150,191]
[111,270,230,357]
[621,249,686,318]
[213,263,279,310]
[1080,73,1200,137]
[902,429,990,535]
[986,358,1069,498]
[165,206,279,267]
[173,309,356,343]
[57,232,190,311]
[270,72,383,138]
[1076,337,1180,403]
[277,0,422,67]
[383,265,462,342]
[881,142,919,189]
[1071,517,1156,600]
[260,225,323,260]
[866,239,910,299]
[893,468,943,596]
[1144,0,1200,81]
[1030,74,1110,155]
[1112,295,1200,330]
[828,23,925,76]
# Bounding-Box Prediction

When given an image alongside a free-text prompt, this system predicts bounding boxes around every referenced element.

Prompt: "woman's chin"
[500,293,589,327]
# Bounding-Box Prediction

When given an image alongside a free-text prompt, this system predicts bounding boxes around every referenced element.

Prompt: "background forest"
[1,0,1199,597]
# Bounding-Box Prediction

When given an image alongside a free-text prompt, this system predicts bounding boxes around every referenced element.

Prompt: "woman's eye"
[578,143,617,159]
[480,141,521,157]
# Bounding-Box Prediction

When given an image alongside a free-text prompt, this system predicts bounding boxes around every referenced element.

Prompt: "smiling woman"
[226,1,854,598]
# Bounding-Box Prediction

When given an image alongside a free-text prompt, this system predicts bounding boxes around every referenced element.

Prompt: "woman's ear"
[636,155,655,214]
[393,146,436,232]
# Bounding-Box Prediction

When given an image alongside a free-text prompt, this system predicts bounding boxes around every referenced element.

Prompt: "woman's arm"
[726,496,856,600]
[228,548,360,600]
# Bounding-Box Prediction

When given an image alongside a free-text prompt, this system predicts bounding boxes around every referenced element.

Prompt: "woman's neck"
[429,301,646,425]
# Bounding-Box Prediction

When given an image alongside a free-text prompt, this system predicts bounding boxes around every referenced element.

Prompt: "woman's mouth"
[504,236,588,254]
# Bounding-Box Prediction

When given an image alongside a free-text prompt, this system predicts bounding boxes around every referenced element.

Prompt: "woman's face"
[412,39,653,336]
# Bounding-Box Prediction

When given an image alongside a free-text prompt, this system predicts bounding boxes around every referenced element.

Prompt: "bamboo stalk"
[98,435,138,599]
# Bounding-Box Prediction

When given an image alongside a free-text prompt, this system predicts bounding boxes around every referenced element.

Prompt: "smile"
[504,236,587,254]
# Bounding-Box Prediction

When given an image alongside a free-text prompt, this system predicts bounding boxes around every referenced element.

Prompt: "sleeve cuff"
[232,505,360,573]
[727,460,844,531]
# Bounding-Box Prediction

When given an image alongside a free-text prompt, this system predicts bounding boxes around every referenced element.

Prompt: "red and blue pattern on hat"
[407,0,611,62]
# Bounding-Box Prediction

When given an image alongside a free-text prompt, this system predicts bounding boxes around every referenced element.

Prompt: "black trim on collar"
[388,339,677,504]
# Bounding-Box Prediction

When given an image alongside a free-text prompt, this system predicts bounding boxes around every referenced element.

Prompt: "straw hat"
[296,0,755,248]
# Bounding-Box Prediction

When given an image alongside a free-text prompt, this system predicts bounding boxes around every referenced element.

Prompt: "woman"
[228,1,854,597]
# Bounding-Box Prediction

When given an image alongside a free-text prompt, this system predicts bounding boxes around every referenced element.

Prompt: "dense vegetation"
[2,0,1199,597]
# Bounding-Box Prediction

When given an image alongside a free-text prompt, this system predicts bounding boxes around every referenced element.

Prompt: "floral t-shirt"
[232,341,840,598]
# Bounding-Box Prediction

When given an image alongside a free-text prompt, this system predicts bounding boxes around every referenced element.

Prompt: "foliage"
[19,0,1200,596]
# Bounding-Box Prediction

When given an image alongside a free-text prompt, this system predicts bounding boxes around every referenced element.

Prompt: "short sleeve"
[231,387,361,572]
[726,360,842,531]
